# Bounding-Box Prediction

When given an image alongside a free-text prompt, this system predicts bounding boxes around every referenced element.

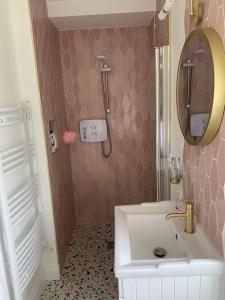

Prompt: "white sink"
[115,201,225,278]
[127,213,187,261]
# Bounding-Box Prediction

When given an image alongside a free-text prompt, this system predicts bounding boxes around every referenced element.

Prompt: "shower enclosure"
[155,46,171,202]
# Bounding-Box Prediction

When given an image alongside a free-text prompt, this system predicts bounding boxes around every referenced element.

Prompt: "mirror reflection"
[177,30,214,142]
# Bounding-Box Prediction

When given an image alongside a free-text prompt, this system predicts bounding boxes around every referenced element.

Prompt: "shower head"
[193,49,205,56]
[97,55,106,63]
[97,55,106,70]
[97,55,111,72]
[191,49,205,62]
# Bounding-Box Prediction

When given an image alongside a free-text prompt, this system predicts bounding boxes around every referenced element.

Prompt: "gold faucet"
[165,202,194,234]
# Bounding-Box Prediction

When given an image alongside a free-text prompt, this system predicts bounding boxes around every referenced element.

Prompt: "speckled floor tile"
[40,224,118,300]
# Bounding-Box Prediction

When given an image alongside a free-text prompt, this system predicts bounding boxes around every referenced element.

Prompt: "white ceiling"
[46,0,156,31]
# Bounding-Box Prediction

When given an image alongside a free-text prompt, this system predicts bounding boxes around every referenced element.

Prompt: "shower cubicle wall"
[155,46,171,202]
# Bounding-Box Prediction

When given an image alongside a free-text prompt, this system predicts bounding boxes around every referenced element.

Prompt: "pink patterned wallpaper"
[59,26,156,224]
[29,0,75,269]
[183,0,225,255]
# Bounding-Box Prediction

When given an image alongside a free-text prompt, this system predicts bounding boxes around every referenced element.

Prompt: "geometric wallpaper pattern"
[183,0,225,255]
[59,26,157,223]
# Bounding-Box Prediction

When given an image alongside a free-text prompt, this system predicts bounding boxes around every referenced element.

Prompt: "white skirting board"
[42,250,60,280]
[22,253,60,300]
[118,275,225,300]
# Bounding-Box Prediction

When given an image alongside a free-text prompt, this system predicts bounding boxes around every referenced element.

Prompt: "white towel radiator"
[0,102,43,299]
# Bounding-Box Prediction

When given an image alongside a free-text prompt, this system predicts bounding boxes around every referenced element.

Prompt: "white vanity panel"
[162,277,174,300]
[174,276,187,300]
[119,275,225,300]
[136,278,149,300]
[212,275,225,300]
[149,277,162,299]
[200,276,213,300]
[123,279,136,300]
[118,278,123,299]
[187,276,200,300]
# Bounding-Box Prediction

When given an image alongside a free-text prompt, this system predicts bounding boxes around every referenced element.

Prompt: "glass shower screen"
[155,46,171,202]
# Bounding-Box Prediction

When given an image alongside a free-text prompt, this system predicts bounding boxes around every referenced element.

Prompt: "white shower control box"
[80,119,108,142]
[190,113,209,137]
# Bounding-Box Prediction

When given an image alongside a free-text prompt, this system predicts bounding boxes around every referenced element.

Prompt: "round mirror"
[177,28,225,146]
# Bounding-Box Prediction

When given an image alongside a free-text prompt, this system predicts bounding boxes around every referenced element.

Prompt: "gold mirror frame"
[177,27,225,146]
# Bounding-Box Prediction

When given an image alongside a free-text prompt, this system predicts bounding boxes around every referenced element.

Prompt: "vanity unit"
[115,201,225,300]
[114,21,225,300]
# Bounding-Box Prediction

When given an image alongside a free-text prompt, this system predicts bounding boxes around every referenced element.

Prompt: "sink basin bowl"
[128,213,187,261]
[115,201,225,278]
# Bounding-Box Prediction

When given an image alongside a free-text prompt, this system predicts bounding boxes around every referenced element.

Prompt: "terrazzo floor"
[40,224,118,300]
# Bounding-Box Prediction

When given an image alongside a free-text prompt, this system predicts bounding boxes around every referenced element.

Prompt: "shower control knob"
[106,108,110,113]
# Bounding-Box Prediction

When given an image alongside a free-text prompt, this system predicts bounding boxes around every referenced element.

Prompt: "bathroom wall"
[59,26,156,223]
[29,0,75,268]
[0,0,62,297]
[183,0,225,255]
